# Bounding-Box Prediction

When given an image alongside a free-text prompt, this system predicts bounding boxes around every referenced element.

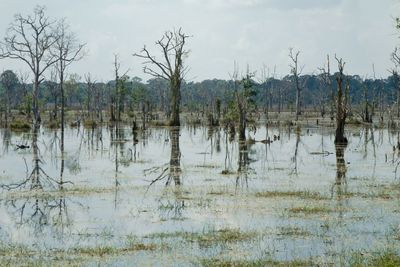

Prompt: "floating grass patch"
[347,118,362,125]
[9,120,31,131]
[2,186,126,200]
[340,191,394,200]
[70,120,80,127]
[0,244,34,257]
[349,250,400,267]
[83,120,97,128]
[146,228,256,246]
[287,206,334,215]
[150,120,169,127]
[276,226,312,237]
[73,246,115,257]
[255,190,327,200]
[0,240,160,261]
[367,191,392,200]
[207,186,232,196]
[200,258,313,267]
[45,120,60,129]
[144,231,189,239]
[195,164,219,169]
[208,190,228,196]
[221,169,235,175]
[194,228,255,246]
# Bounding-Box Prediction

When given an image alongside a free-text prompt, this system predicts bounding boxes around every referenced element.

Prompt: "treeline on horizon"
[0,69,397,118]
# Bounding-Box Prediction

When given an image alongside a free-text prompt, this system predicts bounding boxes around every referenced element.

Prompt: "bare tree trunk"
[60,71,65,152]
[334,56,348,145]
[33,78,41,123]
[278,87,282,114]
[170,78,181,126]
[238,104,246,141]
[170,128,181,185]
[289,48,302,121]
[295,80,301,121]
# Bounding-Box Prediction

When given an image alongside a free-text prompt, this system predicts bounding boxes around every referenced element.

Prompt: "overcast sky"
[0,0,399,82]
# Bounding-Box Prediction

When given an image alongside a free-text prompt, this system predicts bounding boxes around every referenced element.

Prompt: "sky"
[0,0,399,82]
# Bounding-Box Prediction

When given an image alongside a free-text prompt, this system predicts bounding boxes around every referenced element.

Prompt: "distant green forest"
[0,69,397,116]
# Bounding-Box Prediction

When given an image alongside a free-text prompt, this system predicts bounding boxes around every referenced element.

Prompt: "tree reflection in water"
[146,127,181,187]
[169,128,181,185]
[334,144,347,195]
[236,134,257,190]
[1,124,74,237]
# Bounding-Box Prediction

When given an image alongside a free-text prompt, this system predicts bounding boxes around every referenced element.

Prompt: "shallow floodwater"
[0,124,399,266]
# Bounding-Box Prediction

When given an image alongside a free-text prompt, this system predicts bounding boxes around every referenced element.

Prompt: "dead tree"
[371,64,377,119]
[0,6,59,124]
[112,55,129,122]
[112,55,120,122]
[134,28,189,126]
[391,48,400,118]
[46,69,59,120]
[361,77,372,123]
[260,65,275,121]
[334,56,349,145]
[289,48,303,121]
[52,19,84,151]
[84,73,95,121]
[319,55,334,119]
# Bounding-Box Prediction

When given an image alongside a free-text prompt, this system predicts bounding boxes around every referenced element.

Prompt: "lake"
[0,124,399,266]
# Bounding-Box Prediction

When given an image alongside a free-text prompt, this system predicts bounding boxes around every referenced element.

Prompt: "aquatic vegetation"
[255,190,328,200]
[146,228,257,246]
[349,249,400,267]
[200,258,314,267]
[9,120,31,131]
[276,226,312,237]
[287,206,335,215]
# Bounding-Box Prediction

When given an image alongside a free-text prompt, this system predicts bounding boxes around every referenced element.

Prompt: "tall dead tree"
[260,65,275,121]
[361,76,372,123]
[84,73,95,121]
[46,69,59,120]
[111,55,119,122]
[289,48,303,121]
[134,28,189,126]
[52,19,84,151]
[319,55,334,119]
[391,48,400,118]
[0,6,59,124]
[112,55,129,122]
[334,56,349,145]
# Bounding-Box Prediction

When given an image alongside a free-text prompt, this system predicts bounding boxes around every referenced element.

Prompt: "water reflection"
[154,127,184,220]
[169,128,181,186]
[146,127,181,187]
[293,127,301,174]
[237,138,250,188]
[1,124,73,236]
[1,128,11,153]
[0,124,398,264]
[333,144,347,199]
